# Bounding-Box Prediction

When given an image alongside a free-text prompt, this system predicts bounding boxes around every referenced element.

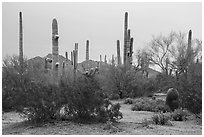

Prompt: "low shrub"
[124,98,134,104]
[171,108,188,121]
[131,97,170,112]
[109,94,120,100]
[152,112,172,126]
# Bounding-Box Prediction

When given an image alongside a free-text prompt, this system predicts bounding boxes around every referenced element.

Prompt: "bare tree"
[146,31,202,76]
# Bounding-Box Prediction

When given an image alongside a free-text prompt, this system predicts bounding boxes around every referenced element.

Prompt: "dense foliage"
[2,56,123,123]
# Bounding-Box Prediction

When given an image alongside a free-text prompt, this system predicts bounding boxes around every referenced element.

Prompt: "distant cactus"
[86,40,89,61]
[19,12,24,73]
[117,40,121,66]
[166,88,179,111]
[52,18,59,85]
[123,12,128,65]
[73,43,78,82]
[105,55,107,64]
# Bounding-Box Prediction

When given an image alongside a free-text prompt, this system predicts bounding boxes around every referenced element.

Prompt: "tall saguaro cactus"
[71,51,73,65]
[105,55,107,64]
[129,37,134,64]
[123,12,128,65]
[187,30,193,60]
[117,40,121,66]
[86,40,89,61]
[52,18,59,85]
[73,43,79,82]
[188,30,192,48]
[19,12,24,73]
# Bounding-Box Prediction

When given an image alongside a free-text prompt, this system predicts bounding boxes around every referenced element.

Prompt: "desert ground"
[2,99,202,135]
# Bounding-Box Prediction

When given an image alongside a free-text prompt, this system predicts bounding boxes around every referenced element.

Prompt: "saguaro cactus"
[19,12,24,72]
[86,40,89,61]
[117,40,121,66]
[127,29,131,57]
[188,30,192,48]
[71,51,73,65]
[73,49,78,82]
[65,52,68,60]
[123,12,128,65]
[129,37,134,64]
[187,30,193,62]
[52,18,59,85]
[112,54,115,65]
[105,55,107,64]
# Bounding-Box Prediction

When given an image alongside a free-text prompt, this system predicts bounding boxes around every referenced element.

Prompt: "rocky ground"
[2,100,202,135]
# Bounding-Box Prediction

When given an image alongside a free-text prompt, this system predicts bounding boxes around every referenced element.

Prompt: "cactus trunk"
[86,40,89,61]
[71,51,73,65]
[105,55,107,64]
[19,12,24,73]
[112,54,115,65]
[129,37,134,65]
[123,12,128,65]
[73,43,78,82]
[52,18,59,85]
[117,40,121,66]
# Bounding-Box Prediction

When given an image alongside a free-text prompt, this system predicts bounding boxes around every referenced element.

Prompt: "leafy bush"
[171,108,188,121]
[152,112,172,125]
[56,76,123,123]
[2,55,123,123]
[124,98,134,104]
[131,97,170,112]
[165,88,179,111]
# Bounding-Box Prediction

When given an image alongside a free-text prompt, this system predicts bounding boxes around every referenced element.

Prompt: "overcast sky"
[2,2,202,63]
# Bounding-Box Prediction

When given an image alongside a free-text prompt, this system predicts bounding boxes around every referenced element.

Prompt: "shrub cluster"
[131,97,170,112]
[2,56,123,123]
[152,112,172,126]
[171,108,188,121]
[124,98,134,104]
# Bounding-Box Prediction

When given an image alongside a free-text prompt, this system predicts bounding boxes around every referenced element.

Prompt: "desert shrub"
[165,88,179,111]
[171,108,188,121]
[124,98,134,104]
[152,112,172,125]
[2,55,123,123]
[100,65,154,99]
[131,97,170,112]
[109,93,120,100]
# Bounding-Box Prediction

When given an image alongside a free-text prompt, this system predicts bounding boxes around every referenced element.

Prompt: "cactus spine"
[19,12,24,73]
[117,40,121,66]
[123,12,128,65]
[52,18,59,85]
[86,40,89,61]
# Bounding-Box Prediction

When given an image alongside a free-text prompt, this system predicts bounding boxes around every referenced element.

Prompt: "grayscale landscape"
[2,2,202,135]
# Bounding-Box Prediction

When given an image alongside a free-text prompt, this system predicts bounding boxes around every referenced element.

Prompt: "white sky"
[2,2,202,63]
